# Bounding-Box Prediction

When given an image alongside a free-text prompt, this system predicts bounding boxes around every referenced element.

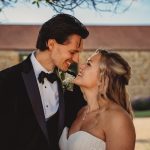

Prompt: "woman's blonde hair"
[96,49,133,117]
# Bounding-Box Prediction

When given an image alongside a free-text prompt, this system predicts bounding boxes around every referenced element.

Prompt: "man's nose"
[72,53,79,63]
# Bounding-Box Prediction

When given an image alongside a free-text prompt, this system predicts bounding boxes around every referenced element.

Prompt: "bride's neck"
[83,89,100,112]
[83,88,110,112]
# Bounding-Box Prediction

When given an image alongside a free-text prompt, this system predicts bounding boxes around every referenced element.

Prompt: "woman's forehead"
[88,53,101,62]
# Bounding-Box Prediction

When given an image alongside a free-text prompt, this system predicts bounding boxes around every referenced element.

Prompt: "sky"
[0,0,150,25]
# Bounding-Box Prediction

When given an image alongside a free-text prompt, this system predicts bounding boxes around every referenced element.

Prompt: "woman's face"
[73,53,101,88]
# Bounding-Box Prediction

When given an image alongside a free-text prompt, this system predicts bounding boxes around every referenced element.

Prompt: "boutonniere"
[58,70,75,92]
[55,63,77,92]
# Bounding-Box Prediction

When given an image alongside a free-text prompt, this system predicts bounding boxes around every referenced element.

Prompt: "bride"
[59,49,136,150]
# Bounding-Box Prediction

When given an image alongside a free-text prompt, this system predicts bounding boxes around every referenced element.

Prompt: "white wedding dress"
[59,127,106,150]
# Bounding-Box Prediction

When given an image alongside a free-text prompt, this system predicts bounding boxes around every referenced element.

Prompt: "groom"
[0,14,88,150]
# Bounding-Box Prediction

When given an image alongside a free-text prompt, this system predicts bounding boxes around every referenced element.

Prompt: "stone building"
[0,25,150,100]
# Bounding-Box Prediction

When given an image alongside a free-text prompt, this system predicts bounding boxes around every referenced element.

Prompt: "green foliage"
[134,110,150,118]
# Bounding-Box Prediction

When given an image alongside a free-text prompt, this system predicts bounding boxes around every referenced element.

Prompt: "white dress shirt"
[30,52,59,120]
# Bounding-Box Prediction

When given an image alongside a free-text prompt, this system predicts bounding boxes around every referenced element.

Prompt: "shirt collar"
[30,51,53,79]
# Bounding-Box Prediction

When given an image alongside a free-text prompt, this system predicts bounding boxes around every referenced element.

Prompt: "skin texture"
[70,53,136,150]
[35,34,83,72]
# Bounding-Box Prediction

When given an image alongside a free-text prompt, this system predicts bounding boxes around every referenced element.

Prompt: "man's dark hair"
[36,13,89,51]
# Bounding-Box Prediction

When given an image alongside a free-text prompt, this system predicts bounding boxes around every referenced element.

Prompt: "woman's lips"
[77,72,82,77]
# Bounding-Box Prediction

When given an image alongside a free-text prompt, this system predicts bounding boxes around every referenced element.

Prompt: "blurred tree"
[0,0,134,13]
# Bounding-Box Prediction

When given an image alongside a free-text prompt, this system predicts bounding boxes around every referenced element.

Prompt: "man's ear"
[47,39,55,50]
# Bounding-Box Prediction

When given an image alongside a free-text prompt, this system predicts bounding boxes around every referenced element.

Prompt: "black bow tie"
[38,71,58,84]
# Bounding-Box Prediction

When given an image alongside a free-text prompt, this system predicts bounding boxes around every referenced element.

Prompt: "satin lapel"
[57,79,65,138]
[21,57,49,142]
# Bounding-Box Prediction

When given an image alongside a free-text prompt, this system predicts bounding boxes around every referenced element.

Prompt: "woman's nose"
[79,64,85,70]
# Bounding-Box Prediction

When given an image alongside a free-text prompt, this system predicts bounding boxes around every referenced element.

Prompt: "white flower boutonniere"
[58,70,75,92]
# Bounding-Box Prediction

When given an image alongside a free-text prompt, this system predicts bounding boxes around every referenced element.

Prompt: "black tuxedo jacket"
[0,55,85,150]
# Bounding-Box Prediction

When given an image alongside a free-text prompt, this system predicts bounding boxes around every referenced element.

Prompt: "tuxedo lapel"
[21,56,49,142]
[57,78,65,138]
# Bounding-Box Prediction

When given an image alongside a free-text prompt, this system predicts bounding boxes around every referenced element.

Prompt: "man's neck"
[35,50,55,72]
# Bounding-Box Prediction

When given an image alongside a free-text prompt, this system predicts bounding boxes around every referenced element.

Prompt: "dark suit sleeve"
[0,72,17,149]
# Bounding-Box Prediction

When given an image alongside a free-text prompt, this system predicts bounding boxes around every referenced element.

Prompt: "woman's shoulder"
[108,103,132,120]
[101,103,135,135]
[100,103,136,149]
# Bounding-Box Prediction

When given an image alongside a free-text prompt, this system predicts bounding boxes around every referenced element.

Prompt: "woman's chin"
[73,78,82,86]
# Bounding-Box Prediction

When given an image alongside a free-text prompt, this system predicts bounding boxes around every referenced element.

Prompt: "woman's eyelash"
[87,62,91,66]
[70,52,75,54]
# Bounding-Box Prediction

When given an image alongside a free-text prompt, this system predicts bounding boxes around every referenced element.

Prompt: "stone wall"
[0,50,150,100]
[0,50,20,70]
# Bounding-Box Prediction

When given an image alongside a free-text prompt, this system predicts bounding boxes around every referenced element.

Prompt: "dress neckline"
[67,128,105,144]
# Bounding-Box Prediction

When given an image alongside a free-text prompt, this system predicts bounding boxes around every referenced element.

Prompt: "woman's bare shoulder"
[103,104,136,149]
[98,102,135,135]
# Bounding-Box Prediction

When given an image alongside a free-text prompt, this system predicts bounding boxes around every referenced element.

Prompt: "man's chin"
[59,67,68,72]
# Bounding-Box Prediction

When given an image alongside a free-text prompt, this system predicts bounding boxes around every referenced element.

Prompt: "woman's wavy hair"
[96,49,133,117]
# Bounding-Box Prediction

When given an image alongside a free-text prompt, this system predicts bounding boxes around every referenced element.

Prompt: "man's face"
[50,34,83,71]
